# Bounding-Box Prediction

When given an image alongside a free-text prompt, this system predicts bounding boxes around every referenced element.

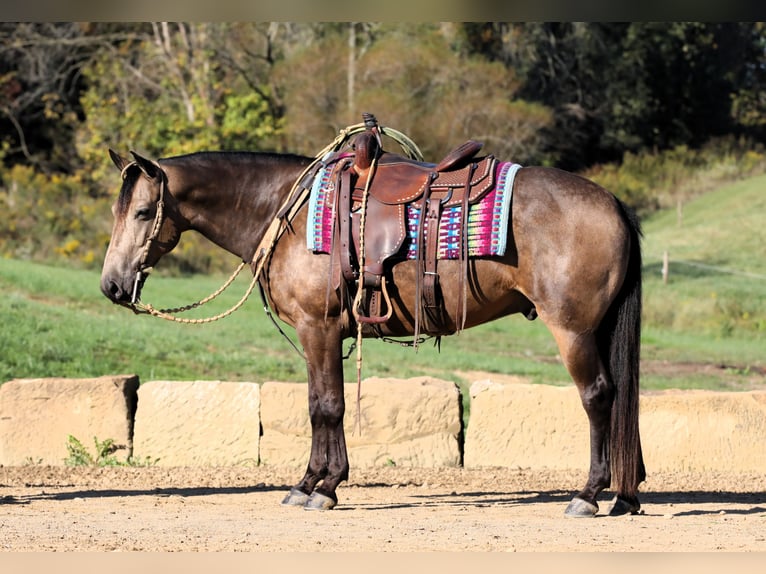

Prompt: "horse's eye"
[135,207,153,220]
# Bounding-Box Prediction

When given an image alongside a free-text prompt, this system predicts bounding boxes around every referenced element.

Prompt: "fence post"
[662,250,669,284]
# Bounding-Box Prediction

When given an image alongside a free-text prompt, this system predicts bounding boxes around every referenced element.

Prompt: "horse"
[100,137,646,517]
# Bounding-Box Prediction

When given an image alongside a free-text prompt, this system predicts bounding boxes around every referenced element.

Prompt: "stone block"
[640,389,766,473]
[0,375,138,465]
[464,379,766,474]
[464,380,588,469]
[259,377,462,468]
[132,380,260,466]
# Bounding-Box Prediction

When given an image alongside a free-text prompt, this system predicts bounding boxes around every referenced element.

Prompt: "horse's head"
[100,149,182,308]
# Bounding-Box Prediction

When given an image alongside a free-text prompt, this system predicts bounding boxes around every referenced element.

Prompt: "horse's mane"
[115,150,312,217]
[159,150,311,169]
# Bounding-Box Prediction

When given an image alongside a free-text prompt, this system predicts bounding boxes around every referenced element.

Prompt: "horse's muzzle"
[101,276,129,304]
[100,271,146,305]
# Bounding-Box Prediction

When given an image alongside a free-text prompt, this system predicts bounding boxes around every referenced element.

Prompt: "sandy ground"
[1,464,765,552]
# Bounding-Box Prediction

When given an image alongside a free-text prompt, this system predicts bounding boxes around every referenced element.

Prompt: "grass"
[1,173,764,399]
[64,434,159,467]
[637,173,766,390]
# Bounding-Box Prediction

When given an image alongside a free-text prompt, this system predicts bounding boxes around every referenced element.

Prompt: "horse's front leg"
[281,319,348,510]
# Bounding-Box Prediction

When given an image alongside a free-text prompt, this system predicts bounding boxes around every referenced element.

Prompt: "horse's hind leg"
[546,324,614,517]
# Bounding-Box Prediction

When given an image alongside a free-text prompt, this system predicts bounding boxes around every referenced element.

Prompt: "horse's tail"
[599,199,646,498]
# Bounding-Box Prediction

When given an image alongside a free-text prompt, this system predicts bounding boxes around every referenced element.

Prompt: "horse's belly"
[368,257,530,337]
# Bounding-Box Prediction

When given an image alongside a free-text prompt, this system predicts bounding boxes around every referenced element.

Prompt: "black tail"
[599,200,645,497]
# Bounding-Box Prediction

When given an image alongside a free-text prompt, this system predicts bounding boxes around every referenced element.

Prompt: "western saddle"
[326,114,498,340]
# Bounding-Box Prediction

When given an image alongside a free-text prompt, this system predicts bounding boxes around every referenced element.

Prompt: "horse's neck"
[164,155,307,263]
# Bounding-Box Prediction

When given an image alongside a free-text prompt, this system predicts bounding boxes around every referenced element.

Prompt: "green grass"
[638,173,766,390]
[2,173,764,397]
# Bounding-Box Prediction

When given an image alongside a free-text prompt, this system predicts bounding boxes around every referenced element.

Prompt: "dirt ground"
[1,464,765,552]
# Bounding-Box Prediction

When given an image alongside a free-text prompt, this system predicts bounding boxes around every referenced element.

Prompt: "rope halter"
[117,160,171,306]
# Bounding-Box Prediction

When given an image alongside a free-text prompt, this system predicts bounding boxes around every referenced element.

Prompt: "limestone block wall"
[1,374,765,473]
[464,380,589,470]
[639,389,766,473]
[0,376,462,468]
[259,377,462,468]
[464,379,766,474]
[132,380,261,467]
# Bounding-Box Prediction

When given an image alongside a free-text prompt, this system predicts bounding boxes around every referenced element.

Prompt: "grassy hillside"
[1,173,764,396]
[640,173,766,365]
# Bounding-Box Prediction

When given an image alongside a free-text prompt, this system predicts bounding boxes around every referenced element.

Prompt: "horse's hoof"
[281,487,310,507]
[303,490,337,511]
[564,496,598,517]
[608,495,641,516]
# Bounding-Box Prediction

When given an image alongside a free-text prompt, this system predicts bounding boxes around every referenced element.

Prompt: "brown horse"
[100,143,645,517]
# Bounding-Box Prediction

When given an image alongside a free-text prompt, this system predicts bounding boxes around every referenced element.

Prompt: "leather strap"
[422,189,442,312]
[457,162,477,330]
[337,165,357,284]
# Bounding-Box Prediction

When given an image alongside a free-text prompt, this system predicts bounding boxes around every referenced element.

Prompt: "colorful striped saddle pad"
[307,161,521,260]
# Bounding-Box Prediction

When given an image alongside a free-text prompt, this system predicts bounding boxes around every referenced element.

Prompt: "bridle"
[114,158,292,333]
[119,161,173,307]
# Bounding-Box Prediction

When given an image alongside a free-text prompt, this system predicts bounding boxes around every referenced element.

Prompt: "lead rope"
[350,151,380,437]
[134,262,258,323]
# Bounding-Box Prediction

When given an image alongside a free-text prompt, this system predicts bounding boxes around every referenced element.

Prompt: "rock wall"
[465,379,766,474]
[132,380,261,467]
[259,377,462,468]
[0,375,138,465]
[1,375,765,473]
[0,376,462,468]
[464,380,589,470]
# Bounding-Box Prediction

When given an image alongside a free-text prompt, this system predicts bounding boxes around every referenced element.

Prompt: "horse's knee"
[308,389,345,426]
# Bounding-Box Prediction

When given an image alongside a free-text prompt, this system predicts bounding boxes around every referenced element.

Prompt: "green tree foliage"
[76,22,285,187]
[0,164,110,265]
[0,23,117,173]
[0,23,292,271]
[275,23,553,163]
[1,22,765,274]
[466,22,766,170]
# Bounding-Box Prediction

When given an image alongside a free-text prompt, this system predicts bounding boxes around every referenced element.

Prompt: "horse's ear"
[130,150,161,180]
[109,148,128,172]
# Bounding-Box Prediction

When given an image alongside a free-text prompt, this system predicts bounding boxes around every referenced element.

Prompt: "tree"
[0,23,136,173]
[603,22,764,153]
[274,23,552,163]
[75,23,289,188]
[463,22,766,170]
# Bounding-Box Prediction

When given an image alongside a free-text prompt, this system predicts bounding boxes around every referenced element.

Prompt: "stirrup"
[354,276,394,325]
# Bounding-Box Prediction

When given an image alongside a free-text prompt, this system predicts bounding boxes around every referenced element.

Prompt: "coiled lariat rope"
[129,120,424,334]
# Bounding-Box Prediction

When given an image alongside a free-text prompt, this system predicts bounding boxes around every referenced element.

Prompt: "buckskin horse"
[100,122,645,517]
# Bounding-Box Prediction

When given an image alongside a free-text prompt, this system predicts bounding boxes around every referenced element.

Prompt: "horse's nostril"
[101,279,123,302]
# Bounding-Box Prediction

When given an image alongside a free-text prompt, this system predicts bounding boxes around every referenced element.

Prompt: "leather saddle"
[329,126,497,338]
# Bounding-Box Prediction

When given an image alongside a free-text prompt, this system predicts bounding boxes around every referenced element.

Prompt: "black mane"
[115,150,312,218]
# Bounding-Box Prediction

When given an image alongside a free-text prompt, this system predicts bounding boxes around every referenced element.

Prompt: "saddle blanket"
[307,161,522,259]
